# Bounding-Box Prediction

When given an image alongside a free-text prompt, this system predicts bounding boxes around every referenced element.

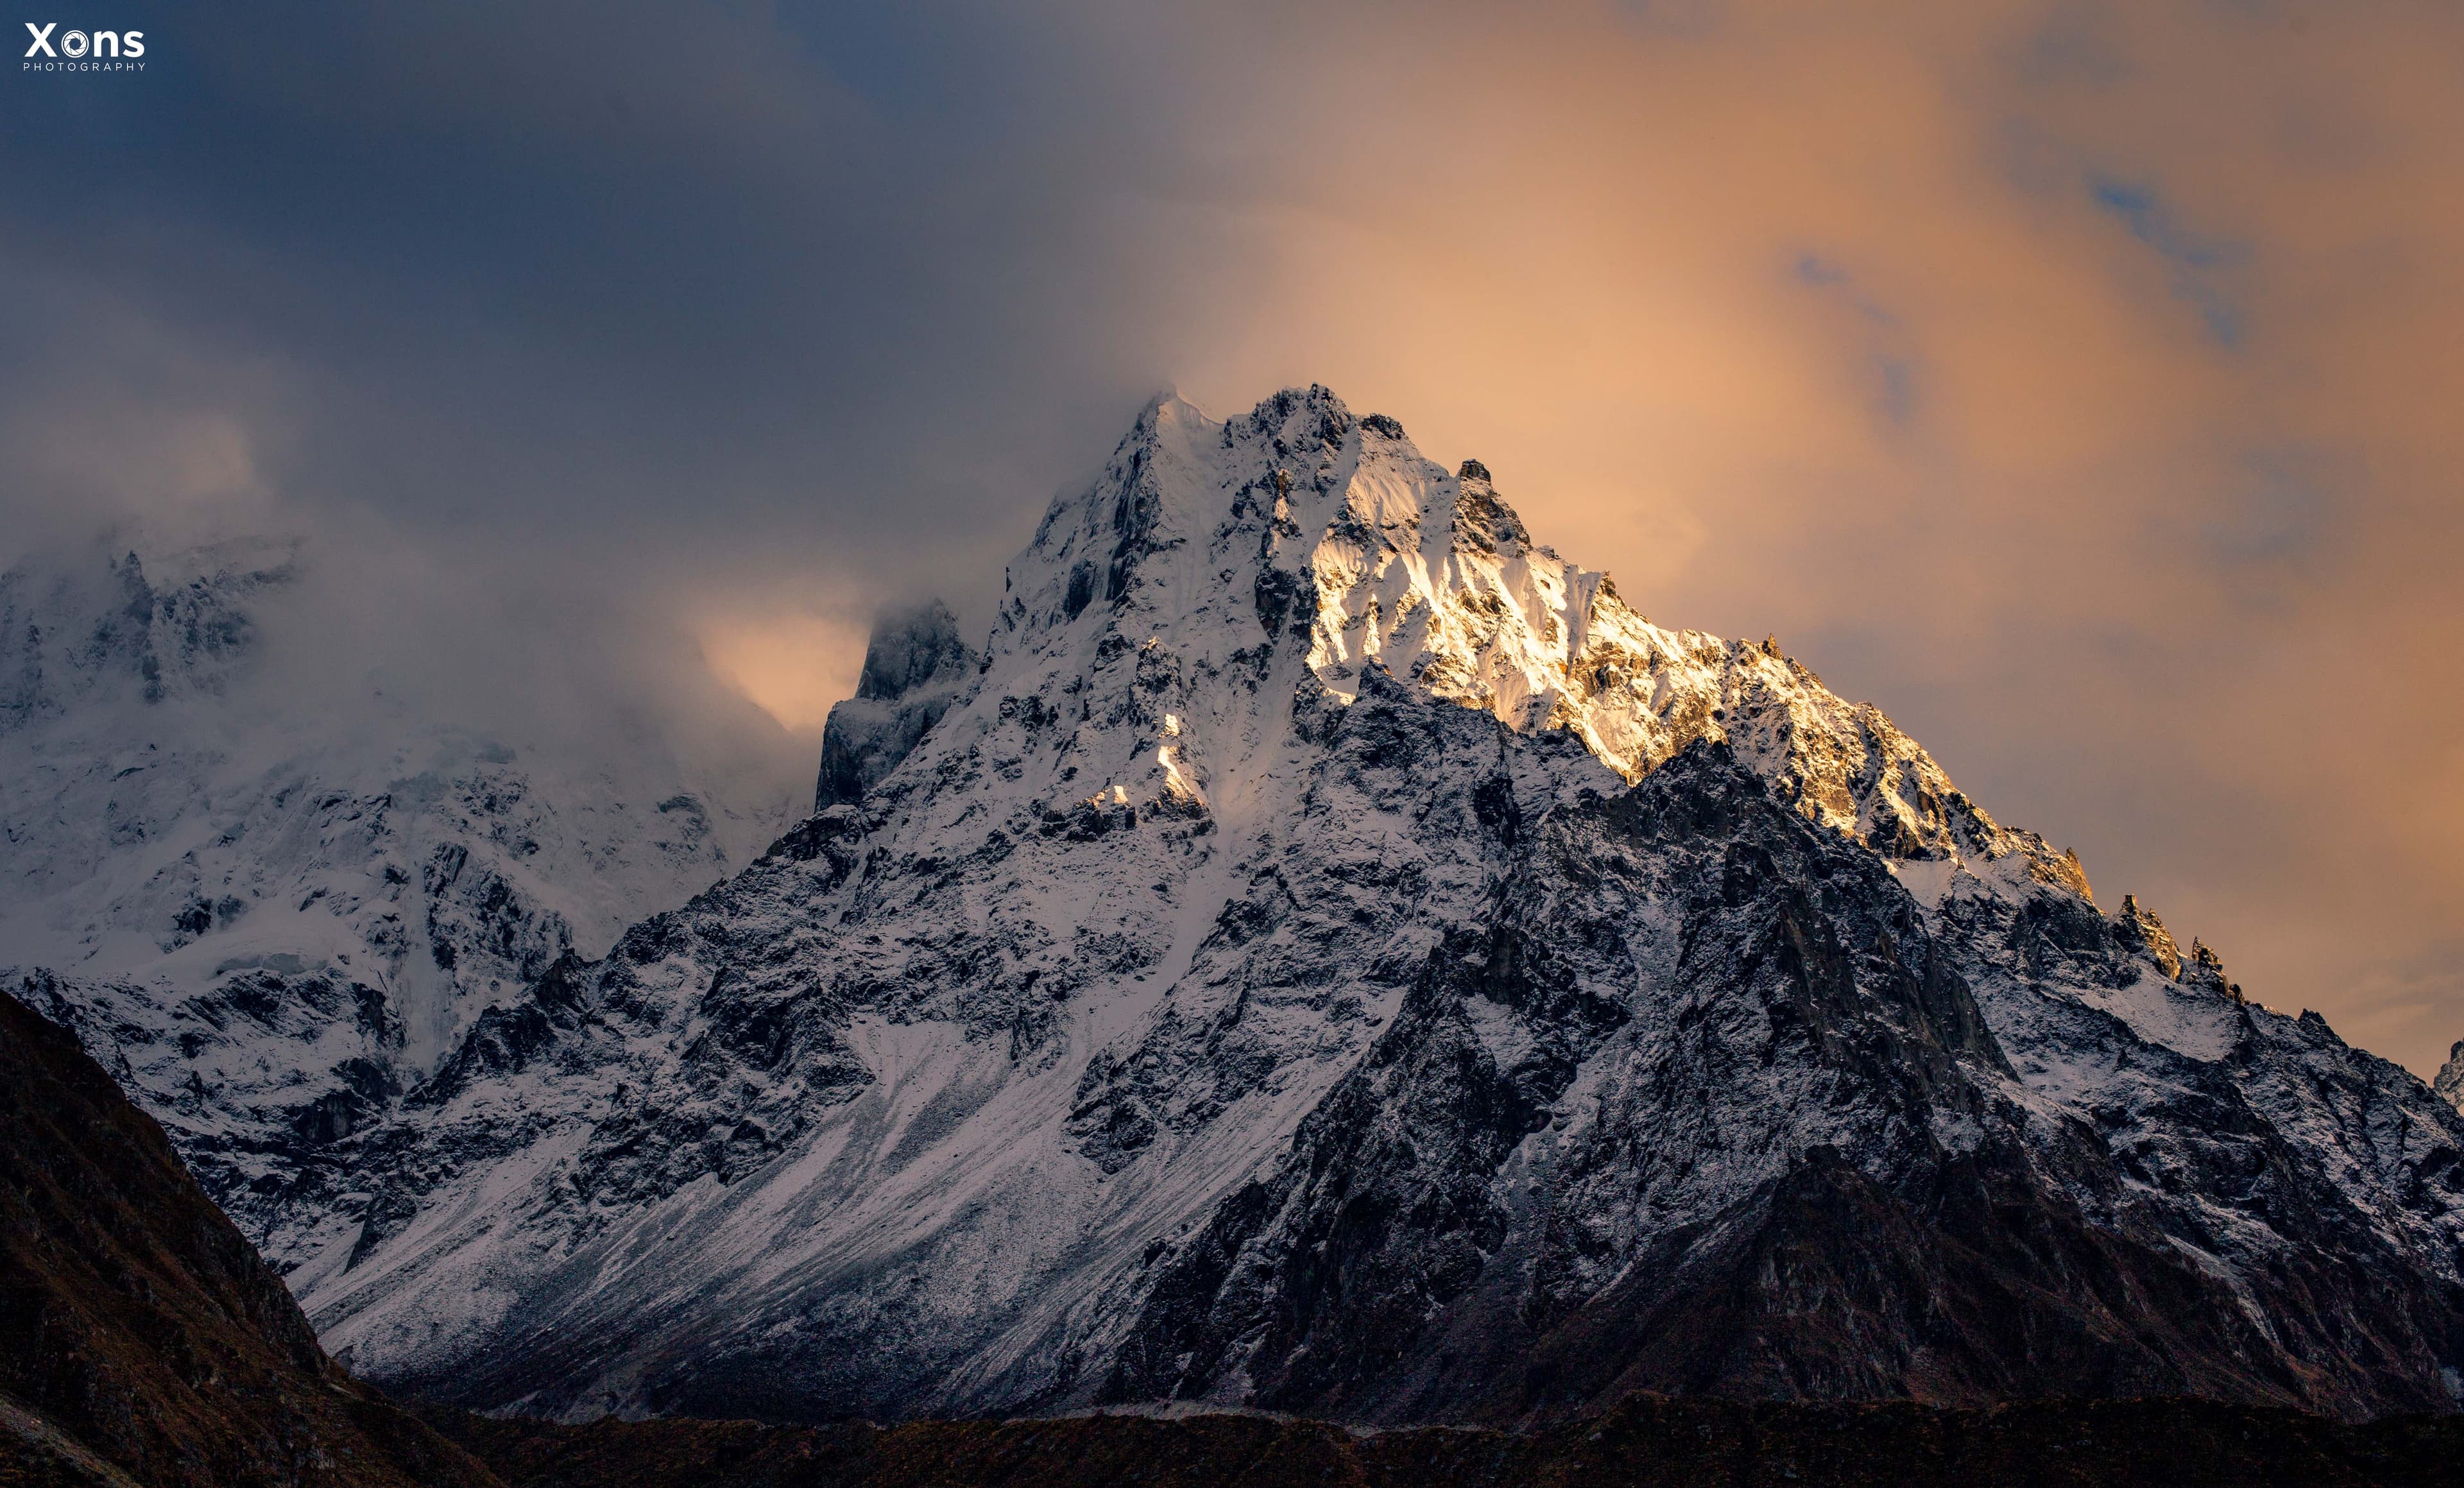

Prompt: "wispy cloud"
[2089,175,2251,345]
[1790,254,1919,426]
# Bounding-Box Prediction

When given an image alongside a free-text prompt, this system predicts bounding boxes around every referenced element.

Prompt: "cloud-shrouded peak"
[854,597,973,704]
[814,595,979,813]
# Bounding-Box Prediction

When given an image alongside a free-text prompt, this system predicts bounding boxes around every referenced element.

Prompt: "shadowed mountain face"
[0,988,502,1488]
[0,534,803,1280]
[812,599,977,814]
[26,388,2464,1428]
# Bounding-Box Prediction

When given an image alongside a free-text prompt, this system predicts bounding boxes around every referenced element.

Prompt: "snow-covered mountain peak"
[976,384,2077,898]
[2,526,807,1238]
[115,529,304,590]
[24,387,2464,1427]
[0,532,300,730]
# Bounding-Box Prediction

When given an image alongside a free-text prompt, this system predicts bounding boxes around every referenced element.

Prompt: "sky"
[4,1,2460,1075]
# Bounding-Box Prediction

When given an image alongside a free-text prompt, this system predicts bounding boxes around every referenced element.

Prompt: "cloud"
[1788,253,1920,426]
[2089,175,2249,344]
[2199,445,2347,595]
[6,0,2463,1073]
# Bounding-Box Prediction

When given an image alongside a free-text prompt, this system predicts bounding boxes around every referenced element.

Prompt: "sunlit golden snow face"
[522,3,2464,1076]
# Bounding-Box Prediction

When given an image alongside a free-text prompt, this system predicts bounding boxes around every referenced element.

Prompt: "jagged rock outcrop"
[0,540,286,730]
[2437,1040,2464,1115]
[813,599,977,812]
[39,391,2464,1426]
[0,987,503,1487]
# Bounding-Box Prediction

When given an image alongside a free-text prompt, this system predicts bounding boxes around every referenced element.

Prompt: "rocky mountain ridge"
[0,533,805,1253]
[221,386,2464,1424]
[17,388,2464,1428]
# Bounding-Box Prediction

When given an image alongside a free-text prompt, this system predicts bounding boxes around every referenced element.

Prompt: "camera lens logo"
[22,22,148,69]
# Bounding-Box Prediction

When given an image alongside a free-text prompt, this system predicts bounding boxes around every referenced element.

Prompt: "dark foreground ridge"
[428,1396,2464,1488]
[0,989,498,1488]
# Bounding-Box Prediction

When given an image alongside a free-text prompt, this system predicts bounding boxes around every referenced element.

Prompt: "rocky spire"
[2116,893,2184,979]
[2436,1039,2464,1115]
[812,597,977,811]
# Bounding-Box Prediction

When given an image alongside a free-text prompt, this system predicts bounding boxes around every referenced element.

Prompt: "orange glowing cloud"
[697,609,869,735]
[1104,0,2464,1072]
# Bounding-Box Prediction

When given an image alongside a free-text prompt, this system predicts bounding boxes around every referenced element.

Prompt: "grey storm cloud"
[1,1,1279,603]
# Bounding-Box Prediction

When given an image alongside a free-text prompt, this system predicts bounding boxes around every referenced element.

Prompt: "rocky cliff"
[812,599,976,814]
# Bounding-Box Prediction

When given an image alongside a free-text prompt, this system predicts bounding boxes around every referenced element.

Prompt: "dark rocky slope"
[0,989,501,1488]
[1104,742,2464,1421]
